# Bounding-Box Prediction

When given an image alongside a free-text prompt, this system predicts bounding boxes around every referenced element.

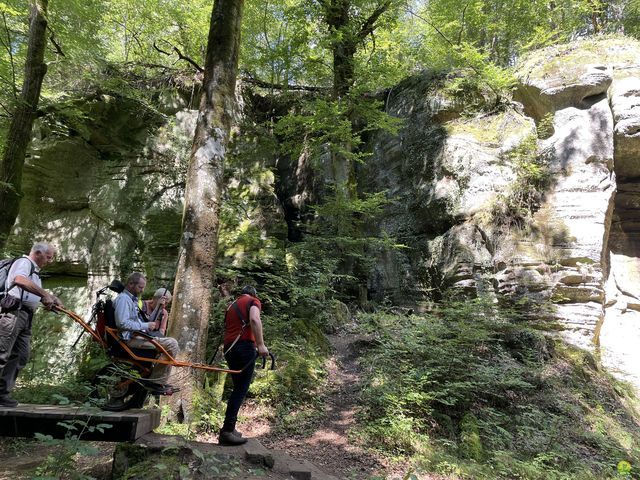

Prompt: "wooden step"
[0,404,160,442]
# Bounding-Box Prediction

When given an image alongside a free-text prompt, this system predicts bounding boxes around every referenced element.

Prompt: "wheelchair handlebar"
[258,352,276,370]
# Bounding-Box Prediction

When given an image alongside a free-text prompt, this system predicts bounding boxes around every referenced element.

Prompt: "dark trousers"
[222,340,256,432]
[0,308,33,397]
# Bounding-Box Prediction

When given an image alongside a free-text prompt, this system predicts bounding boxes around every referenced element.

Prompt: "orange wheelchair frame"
[59,306,241,374]
[57,302,274,411]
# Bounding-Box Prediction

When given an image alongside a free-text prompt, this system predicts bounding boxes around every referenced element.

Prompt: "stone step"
[269,448,340,480]
[128,434,339,480]
[243,438,275,468]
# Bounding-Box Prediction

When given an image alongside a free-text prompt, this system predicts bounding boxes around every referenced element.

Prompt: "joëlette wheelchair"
[58,280,274,411]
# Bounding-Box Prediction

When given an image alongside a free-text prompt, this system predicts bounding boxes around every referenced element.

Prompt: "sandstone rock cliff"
[362,37,640,389]
[8,37,640,390]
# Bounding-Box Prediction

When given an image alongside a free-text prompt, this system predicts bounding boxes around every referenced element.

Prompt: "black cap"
[241,285,257,297]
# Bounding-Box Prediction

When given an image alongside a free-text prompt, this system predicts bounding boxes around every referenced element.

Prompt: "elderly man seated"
[113,272,179,394]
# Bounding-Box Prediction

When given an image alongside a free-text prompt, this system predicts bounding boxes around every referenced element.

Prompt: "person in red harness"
[219,285,269,446]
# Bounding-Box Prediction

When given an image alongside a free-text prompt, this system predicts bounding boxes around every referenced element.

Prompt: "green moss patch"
[445,109,532,146]
[517,35,640,86]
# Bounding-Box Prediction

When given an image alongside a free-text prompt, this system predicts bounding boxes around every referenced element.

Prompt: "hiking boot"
[218,430,247,446]
[0,395,18,407]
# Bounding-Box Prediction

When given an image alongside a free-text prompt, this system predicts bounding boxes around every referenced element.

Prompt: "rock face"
[601,64,640,388]
[514,39,640,387]
[7,93,188,289]
[513,57,615,350]
[362,37,640,389]
[361,73,534,303]
[10,38,640,391]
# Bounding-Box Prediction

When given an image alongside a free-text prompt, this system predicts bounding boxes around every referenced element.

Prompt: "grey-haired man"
[0,242,63,407]
[113,272,179,392]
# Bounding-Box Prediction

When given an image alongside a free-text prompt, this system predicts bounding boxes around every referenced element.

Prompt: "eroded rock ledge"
[364,37,640,390]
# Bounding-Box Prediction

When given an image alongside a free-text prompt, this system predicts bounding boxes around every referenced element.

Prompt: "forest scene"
[1,0,640,479]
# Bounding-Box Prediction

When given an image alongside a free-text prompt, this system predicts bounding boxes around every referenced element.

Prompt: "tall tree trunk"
[324,0,357,201]
[326,0,393,98]
[321,0,393,299]
[327,0,354,99]
[0,0,49,249]
[323,0,393,197]
[167,0,244,422]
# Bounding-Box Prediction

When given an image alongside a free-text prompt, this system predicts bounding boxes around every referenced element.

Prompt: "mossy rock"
[113,442,245,480]
[322,300,350,333]
[291,317,330,351]
[514,35,640,120]
[516,36,640,88]
[445,109,532,147]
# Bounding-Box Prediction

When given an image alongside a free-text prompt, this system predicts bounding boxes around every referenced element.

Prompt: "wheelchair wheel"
[90,364,149,411]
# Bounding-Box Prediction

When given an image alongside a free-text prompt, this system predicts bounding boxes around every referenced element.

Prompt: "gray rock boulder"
[363,37,640,392]
[610,73,640,180]
[516,63,612,120]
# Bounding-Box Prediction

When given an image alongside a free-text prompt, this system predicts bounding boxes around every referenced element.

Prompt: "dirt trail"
[237,331,388,479]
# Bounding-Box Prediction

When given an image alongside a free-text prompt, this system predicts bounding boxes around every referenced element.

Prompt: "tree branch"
[457,1,470,45]
[145,181,185,210]
[357,0,393,41]
[0,72,15,87]
[113,18,144,57]
[262,0,273,52]
[406,8,454,46]
[172,45,204,73]
[152,41,172,56]
[241,72,329,92]
[1,12,18,99]
[154,40,204,73]
[123,60,179,71]
[0,99,12,117]
[47,25,65,56]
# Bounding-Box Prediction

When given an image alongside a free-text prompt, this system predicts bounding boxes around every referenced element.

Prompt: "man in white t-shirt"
[0,242,63,407]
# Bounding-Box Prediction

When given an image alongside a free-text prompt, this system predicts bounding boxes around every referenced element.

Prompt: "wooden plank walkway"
[0,404,160,442]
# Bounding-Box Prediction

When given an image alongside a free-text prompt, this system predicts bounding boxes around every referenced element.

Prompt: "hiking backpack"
[0,257,37,312]
[0,258,15,293]
[0,257,36,293]
[95,298,118,343]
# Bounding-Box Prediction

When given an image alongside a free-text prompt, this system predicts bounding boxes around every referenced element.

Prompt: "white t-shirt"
[6,256,41,309]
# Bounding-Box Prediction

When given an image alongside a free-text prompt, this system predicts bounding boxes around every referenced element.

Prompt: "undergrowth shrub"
[443,43,516,111]
[355,298,640,479]
[487,134,551,230]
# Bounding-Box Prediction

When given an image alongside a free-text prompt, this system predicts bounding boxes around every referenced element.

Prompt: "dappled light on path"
[239,333,389,478]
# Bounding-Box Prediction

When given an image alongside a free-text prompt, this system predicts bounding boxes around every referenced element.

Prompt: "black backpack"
[0,257,37,312]
[0,257,36,294]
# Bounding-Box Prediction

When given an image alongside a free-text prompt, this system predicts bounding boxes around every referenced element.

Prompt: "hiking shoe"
[218,430,247,446]
[0,395,18,407]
